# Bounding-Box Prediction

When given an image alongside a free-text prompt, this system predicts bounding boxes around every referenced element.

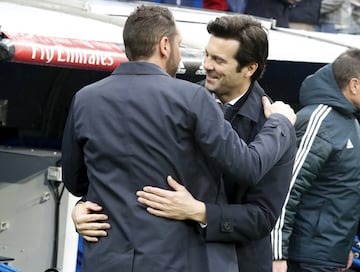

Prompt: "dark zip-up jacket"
[272,64,360,267]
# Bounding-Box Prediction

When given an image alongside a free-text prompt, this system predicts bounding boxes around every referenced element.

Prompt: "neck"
[139,55,167,72]
[219,82,251,104]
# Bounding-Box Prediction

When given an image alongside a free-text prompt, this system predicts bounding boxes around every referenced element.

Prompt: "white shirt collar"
[212,92,246,105]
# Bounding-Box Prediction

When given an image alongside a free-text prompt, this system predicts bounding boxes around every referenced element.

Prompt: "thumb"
[167,175,183,191]
[262,96,272,118]
[84,201,103,211]
[262,96,271,107]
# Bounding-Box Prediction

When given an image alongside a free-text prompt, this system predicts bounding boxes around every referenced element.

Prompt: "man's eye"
[214,58,224,64]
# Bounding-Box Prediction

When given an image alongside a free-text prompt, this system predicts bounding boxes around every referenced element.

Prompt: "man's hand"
[136,176,207,224]
[287,0,302,4]
[262,96,296,125]
[72,201,111,242]
[273,260,287,272]
[346,250,355,269]
[337,250,354,270]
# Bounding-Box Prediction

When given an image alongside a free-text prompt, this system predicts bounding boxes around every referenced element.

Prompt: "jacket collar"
[197,79,266,124]
[233,81,266,123]
[112,61,170,77]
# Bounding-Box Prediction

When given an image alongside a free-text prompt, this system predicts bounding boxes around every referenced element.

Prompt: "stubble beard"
[166,48,178,78]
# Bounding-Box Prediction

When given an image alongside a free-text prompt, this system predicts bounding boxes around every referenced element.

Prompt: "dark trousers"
[288,260,350,272]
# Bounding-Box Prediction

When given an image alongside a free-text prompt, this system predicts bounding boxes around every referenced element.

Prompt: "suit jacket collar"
[197,79,266,124]
[233,81,266,124]
[112,61,170,77]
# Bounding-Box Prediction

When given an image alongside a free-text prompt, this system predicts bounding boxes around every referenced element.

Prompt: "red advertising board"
[3,32,128,71]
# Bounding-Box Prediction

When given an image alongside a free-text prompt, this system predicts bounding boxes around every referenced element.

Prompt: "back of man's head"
[123,5,177,61]
[207,15,269,81]
[333,48,360,90]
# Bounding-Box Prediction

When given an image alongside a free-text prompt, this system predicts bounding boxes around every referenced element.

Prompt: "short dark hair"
[333,48,360,89]
[207,15,269,81]
[123,5,177,61]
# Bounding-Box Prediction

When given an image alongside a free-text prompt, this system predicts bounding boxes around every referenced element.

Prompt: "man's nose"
[203,57,214,70]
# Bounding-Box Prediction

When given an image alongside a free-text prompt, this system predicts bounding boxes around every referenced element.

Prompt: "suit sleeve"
[204,147,296,243]
[272,117,332,260]
[191,86,296,186]
[61,96,89,197]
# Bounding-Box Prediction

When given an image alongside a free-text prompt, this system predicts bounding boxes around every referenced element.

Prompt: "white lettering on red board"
[30,44,115,67]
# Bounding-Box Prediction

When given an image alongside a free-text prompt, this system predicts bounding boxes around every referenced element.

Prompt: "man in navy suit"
[136,14,297,272]
[63,5,296,272]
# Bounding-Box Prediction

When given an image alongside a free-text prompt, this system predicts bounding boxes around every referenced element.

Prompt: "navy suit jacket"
[62,62,294,272]
[205,81,296,271]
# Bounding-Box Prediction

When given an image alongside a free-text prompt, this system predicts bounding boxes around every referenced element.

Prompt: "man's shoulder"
[295,104,336,139]
[251,81,268,99]
[176,77,203,87]
[196,79,206,87]
[296,104,333,121]
[75,76,111,98]
[170,78,207,95]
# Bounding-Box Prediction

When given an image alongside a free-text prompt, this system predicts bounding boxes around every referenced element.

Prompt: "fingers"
[137,191,168,210]
[262,96,271,107]
[76,222,110,242]
[137,192,176,219]
[146,207,171,219]
[75,212,109,227]
[77,221,111,231]
[167,175,183,191]
[262,96,296,125]
[72,201,110,242]
[136,177,192,221]
[78,213,108,223]
[262,96,272,119]
[141,185,174,197]
[83,235,99,242]
[83,201,104,212]
[79,228,108,238]
[72,201,106,222]
[81,226,109,242]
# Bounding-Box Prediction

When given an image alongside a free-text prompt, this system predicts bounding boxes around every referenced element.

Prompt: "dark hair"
[333,48,360,89]
[207,15,268,81]
[123,5,177,61]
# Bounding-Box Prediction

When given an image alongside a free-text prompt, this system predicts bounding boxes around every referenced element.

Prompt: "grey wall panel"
[0,147,70,272]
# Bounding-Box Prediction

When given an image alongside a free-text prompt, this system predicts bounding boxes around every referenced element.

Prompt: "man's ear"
[245,63,258,78]
[349,77,360,95]
[159,36,170,59]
